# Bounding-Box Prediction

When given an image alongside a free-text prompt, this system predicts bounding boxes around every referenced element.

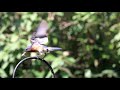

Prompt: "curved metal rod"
[12,56,55,78]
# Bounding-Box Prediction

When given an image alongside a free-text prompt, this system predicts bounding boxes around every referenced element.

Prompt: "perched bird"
[22,20,62,57]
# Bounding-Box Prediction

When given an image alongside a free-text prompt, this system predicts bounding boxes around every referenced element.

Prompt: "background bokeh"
[0,12,120,78]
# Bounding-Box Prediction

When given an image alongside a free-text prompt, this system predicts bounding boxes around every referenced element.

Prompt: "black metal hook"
[12,56,55,78]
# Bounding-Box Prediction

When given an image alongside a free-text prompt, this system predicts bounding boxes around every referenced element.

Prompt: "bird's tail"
[46,47,62,52]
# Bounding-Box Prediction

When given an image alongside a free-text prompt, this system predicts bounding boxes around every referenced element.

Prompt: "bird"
[22,20,62,58]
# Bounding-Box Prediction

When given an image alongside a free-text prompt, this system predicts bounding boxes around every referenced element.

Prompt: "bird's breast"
[31,44,44,52]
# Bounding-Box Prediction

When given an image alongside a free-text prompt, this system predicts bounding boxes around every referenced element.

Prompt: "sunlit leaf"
[0,69,7,78]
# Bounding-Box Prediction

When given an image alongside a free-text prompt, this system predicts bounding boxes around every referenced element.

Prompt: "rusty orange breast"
[31,44,43,52]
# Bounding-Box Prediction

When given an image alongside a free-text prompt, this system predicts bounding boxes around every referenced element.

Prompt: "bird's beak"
[22,52,26,56]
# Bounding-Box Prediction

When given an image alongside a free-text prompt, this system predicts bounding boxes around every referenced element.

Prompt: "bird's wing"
[35,20,49,37]
[30,20,49,44]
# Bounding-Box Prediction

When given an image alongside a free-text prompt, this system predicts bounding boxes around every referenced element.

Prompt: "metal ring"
[12,56,55,78]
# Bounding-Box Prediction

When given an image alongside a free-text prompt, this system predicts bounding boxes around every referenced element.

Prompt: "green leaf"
[0,69,7,78]
[1,62,9,69]
[56,12,64,16]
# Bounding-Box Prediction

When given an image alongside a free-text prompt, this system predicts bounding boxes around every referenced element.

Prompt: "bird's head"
[22,46,31,56]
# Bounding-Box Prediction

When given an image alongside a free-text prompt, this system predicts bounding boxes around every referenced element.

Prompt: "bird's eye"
[31,38,35,40]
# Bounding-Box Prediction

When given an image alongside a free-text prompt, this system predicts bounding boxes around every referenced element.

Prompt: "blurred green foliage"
[1,12,120,78]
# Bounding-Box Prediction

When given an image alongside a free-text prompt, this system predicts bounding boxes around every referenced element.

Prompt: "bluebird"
[22,20,62,57]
